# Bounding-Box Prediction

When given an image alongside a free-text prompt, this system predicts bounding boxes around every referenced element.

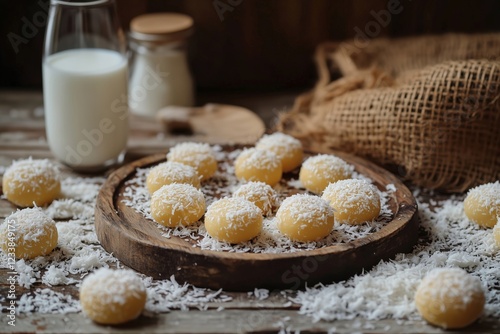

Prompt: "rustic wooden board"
[1,294,499,334]
[5,311,500,334]
[95,148,418,291]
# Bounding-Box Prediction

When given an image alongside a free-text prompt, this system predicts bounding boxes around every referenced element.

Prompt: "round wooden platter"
[95,149,419,291]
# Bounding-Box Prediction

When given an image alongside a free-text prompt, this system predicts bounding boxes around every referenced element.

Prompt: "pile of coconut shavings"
[0,171,232,314]
[122,149,395,253]
[17,288,81,314]
[291,189,500,322]
[144,275,232,312]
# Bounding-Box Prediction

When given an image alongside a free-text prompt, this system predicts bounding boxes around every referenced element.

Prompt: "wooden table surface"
[0,90,499,334]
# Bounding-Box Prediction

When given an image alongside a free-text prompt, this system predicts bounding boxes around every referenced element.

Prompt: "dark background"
[1,0,499,91]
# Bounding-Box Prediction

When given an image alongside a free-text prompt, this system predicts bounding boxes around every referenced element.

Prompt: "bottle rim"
[50,0,113,7]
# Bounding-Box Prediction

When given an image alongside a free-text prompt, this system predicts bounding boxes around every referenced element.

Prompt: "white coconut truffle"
[234,148,282,186]
[276,194,334,242]
[299,154,353,194]
[322,179,381,225]
[464,181,500,228]
[2,158,60,207]
[167,142,217,181]
[415,268,485,329]
[204,197,263,243]
[150,183,206,227]
[0,208,58,259]
[255,132,303,172]
[233,181,277,216]
[79,268,147,325]
[146,161,200,194]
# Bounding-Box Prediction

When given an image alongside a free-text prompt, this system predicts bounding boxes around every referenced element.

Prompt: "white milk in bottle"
[43,48,128,170]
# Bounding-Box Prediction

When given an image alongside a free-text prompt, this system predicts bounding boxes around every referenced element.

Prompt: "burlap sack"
[278,33,500,192]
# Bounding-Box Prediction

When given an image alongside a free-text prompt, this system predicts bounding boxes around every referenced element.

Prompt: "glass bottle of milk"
[43,0,128,172]
[128,13,195,117]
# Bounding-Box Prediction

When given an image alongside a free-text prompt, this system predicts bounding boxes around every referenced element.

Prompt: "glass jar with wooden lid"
[128,13,195,117]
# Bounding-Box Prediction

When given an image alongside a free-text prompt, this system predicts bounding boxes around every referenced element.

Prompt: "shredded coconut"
[166,142,215,165]
[80,268,146,305]
[3,157,60,192]
[301,154,354,178]
[290,189,500,321]
[0,173,231,314]
[236,148,281,170]
[206,197,262,229]
[255,132,303,168]
[144,275,231,312]
[2,151,497,324]
[256,132,302,151]
[278,194,333,227]
[147,161,200,193]
[4,157,60,181]
[250,288,270,300]
[416,267,484,307]
[151,183,205,225]
[15,259,38,288]
[122,149,394,253]
[466,181,500,211]
[17,288,81,314]
[322,179,381,224]
[233,181,277,216]
[1,208,56,244]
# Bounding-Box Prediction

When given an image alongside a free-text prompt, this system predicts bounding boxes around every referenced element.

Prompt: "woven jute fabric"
[278,33,500,192]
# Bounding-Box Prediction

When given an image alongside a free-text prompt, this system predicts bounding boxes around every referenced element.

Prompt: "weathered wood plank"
[0,269,298,310]
[1,310,499,334]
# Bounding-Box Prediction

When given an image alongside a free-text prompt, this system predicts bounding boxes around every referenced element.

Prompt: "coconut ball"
[415,268,485,329]
[276,194,334,242]
[2,158,60,207]
[299,154,353,194]
[322,179,381,225]
[255,132,303,172]
[146,161,200,194]
[234,148,282,186]
[150,183,205,227]
[464,181,500,228]
[79,268,147,325]
[0,208,58,259]
[233,181,277,216]
[166,142,217,181]
[204,197,263,244]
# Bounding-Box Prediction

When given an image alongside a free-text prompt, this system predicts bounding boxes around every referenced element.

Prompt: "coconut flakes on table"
[255,288,270,300]
[59,176,105,202]
[122,149,395,253]
[5,151,498,322]
[17,288,81,314]
[290,189,500,322]
[0,173,232,314]
[144,275,231,312]
[45,199,95,220]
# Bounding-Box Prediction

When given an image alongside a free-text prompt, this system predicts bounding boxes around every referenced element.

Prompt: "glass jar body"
[128,40,194,117]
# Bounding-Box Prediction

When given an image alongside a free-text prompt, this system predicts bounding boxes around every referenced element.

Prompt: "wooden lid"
[130,13,193,43]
